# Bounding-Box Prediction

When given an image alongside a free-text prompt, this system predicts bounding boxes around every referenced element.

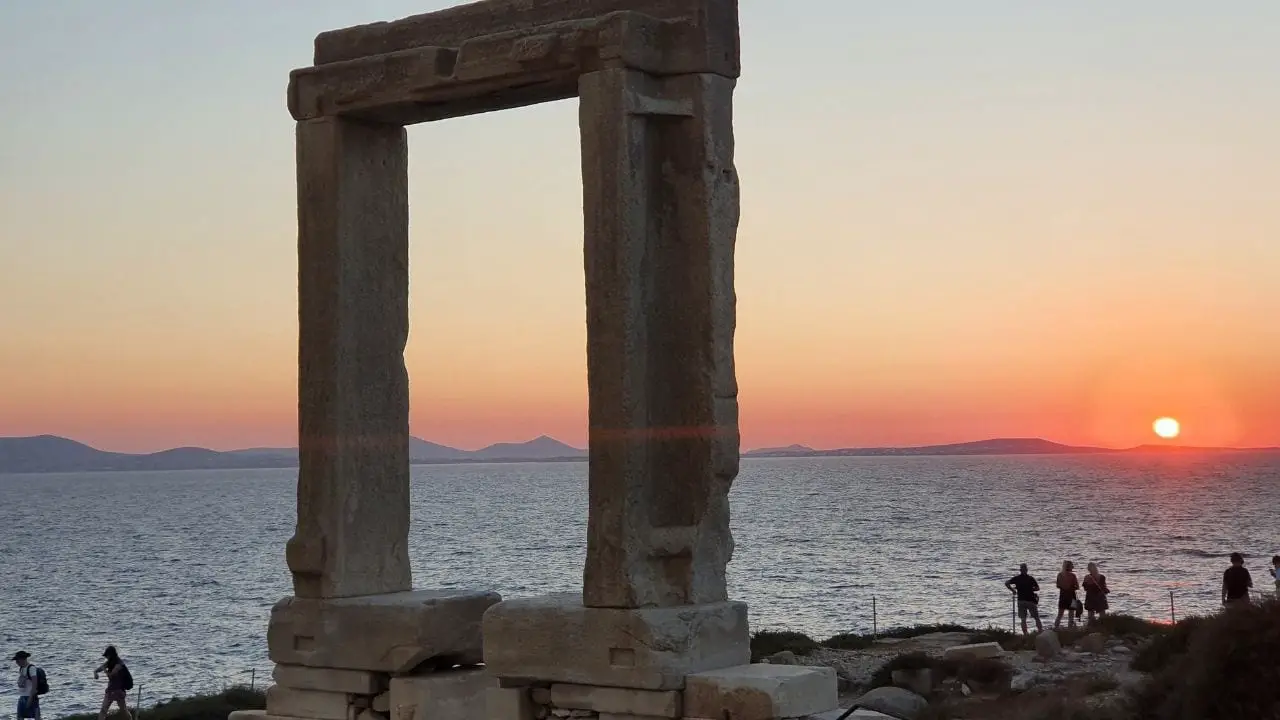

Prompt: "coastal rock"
[1010,672,1040,692]
[1078,633,1106,654]
[942,642,1002,661]
[766,650,799,665]
[1035,631,1061,660]
[685,664,838,720]
[890,668,932,697]
[852,687,927,720]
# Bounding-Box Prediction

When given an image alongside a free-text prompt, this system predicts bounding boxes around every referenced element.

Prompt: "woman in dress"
[1082,561,1110,624]
[1055,560,1080,629]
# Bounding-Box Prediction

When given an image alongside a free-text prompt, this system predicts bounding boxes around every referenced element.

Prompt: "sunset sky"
[2,1,1278,453]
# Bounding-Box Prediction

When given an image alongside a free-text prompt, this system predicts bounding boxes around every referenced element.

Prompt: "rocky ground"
[762,628,1147,719]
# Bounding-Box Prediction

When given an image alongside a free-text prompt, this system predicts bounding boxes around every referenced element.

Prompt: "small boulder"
[1111,645,1132,655]
[766,650,799,665]
[1010,672,1040,692]
[890,668,932,697]
[1078,632,1106,654]
[852,686,928,720]
[1035,630,1061,660]
[942,642,1003,661]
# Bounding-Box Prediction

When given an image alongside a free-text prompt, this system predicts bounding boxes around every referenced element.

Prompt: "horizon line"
[4,432,1277,457]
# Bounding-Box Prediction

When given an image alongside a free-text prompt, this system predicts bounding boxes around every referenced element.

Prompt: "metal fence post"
[1170,591,1176,624]
[250,669,256,692]
[872,596,878,639]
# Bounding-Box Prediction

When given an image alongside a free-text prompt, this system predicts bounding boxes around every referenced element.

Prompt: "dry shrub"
[1131,600,1280,720]
[749,629,818,660]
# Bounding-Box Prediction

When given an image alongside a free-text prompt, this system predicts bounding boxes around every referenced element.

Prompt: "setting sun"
[1153,417,1181,439]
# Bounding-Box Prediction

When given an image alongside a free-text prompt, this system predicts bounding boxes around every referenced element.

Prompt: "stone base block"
[273,665,388,695]
[266,685,355,720]
[486,688,535,720]
[389,668,495,720]
[549,685,679,717]
[684,664,837,720]
[269,589,501,672]
[482,594,749,690]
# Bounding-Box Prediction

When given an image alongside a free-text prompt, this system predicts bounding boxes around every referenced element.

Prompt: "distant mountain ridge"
[1,435,1273,475]
[0,434,585,475]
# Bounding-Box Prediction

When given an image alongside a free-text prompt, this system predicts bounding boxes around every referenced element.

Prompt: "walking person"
[1054,560,1080,630]
[93,646,133,720]
[1221,552,1253,609]
[1005,563,1044,635]
[1082,562,1110,623]
[12,651,42,720]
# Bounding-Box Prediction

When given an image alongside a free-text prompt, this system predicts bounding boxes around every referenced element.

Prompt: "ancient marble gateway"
[232,3,838,720]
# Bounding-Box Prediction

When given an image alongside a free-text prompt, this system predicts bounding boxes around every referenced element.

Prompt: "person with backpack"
[12,650,48,720]
[92,646,133,720]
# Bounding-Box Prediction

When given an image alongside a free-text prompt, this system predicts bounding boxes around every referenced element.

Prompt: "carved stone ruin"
[234,3,838,720]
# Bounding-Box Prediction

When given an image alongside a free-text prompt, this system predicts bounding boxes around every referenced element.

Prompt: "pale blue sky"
[2,1,1278,451]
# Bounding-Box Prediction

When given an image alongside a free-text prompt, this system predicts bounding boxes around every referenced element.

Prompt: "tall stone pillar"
[578,69,741,609]
[289,116,412,599]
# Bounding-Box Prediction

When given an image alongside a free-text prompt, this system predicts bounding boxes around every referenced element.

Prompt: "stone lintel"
[289,12,714,124]
[268,590,501,673]
[272,665,387,695]
[482,594,749,690]
[548,685,680,717]
[312,0,738,79]
[684,665,838,720]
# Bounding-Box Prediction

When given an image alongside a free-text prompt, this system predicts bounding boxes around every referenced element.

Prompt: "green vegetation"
[56,688,265,720]
[751,622,994,659]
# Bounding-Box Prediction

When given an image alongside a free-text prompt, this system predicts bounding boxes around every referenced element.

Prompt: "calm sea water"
[2,454,1277,715]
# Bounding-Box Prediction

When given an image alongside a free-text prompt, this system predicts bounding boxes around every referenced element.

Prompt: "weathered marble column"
[579,69,741,609]
[288,116,412,599]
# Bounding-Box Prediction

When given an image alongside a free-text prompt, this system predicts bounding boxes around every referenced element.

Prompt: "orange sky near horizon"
[2,1,1279,454]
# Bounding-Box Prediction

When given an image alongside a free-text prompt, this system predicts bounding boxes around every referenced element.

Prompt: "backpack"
[26,666,49,696]
[119,664,134,692]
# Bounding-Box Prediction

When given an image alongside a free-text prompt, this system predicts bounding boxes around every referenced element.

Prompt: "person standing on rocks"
[93,646,132,720]
[12,651,41,720]
[1054,560,1080,630]
[1005,564,1043,635]
[1221,552,1253,608]
[1082,562,1110,623]
[1270,555,1279,596]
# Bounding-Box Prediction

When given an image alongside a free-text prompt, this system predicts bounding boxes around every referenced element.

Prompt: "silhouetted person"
[1271,555,1279,595]
[1006,563,1043,634]
[1055,560,1080,629]
[1222,552,1253,608]
[1082,561,1110,623]
[13,651,41,720]
[93,646,132,720]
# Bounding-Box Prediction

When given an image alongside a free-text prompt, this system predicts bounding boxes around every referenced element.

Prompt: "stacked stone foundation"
[484,596,837,720]
[233,590,501,720]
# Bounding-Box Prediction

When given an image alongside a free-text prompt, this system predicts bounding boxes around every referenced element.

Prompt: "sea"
[2,453,1277,715]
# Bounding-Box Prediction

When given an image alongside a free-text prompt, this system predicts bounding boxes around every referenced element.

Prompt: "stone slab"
[942,642,1003,661]
[266,686,353,720]
[486,688,535,720]
[390,668,494,720]
[290,12,717,124]
[482,594,749,690]
[549,685,679,717]
[684,664,837,720]
[311,0,739,78]
[269,589,501,672]
[273,665,387,695]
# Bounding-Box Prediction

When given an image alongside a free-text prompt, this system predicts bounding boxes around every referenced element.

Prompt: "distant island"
[1,434,1276,475]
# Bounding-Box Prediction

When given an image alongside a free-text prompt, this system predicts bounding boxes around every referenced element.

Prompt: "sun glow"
[1153,417,1181,439]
